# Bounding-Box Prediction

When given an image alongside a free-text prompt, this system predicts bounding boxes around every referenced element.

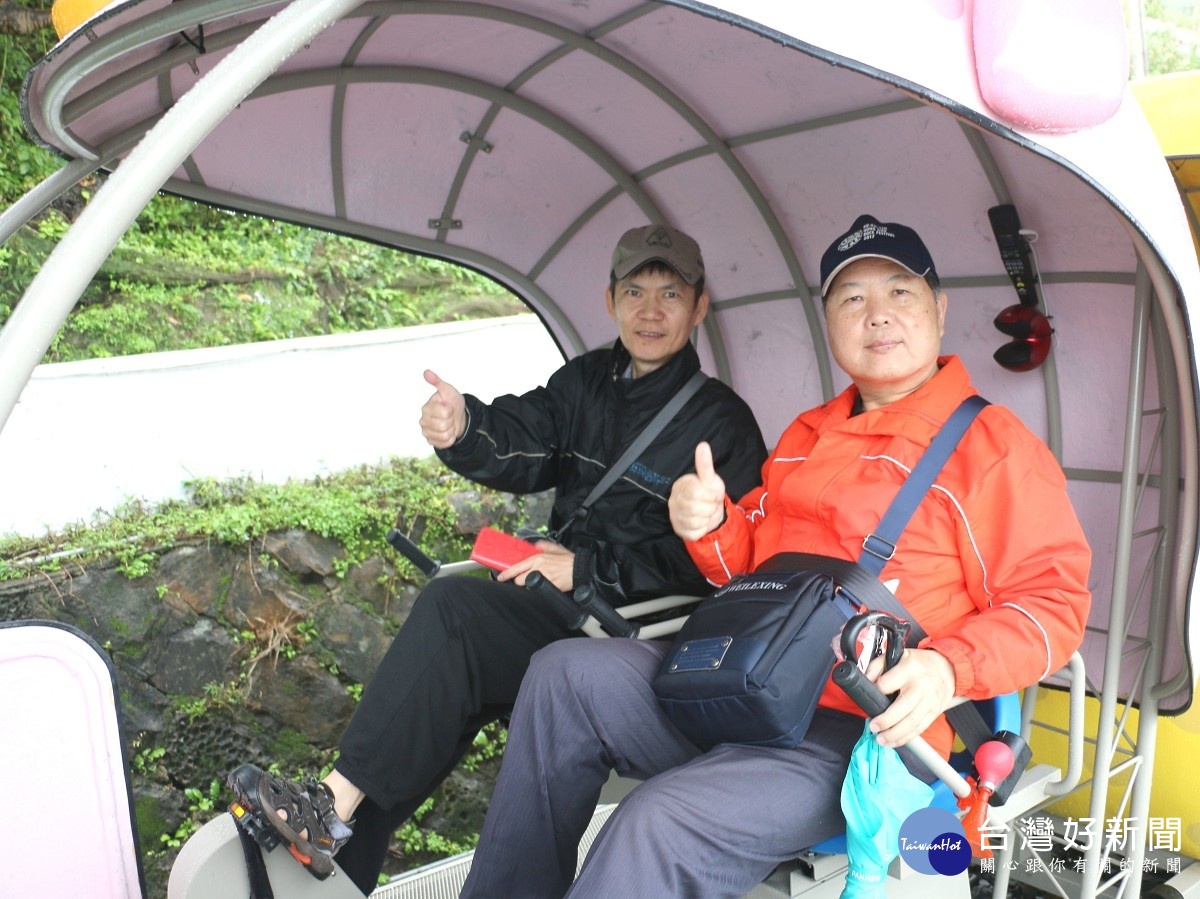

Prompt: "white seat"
[168,814,364,899]
[0,620,145,899]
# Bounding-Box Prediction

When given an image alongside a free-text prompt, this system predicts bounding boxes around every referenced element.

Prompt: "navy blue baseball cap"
[820,215,938,296]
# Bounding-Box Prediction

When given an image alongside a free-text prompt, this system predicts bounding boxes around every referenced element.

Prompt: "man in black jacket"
[228,224,768,894]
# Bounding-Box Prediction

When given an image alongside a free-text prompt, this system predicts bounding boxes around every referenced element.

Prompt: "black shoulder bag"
[651,396,989,750]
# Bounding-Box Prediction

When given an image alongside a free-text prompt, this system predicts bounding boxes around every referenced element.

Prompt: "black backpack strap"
[945,702,1001,755]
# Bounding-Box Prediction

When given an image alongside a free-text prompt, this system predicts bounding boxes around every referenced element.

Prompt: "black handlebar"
[572,584,639,638]
[835,641,1032,807]
[832,658,892,717]
[525,573,639,638]
[385,527,638,638]
[385,528,442,579]
[525,571,588,630]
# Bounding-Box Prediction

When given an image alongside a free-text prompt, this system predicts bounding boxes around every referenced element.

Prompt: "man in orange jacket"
[459,214,1092,899]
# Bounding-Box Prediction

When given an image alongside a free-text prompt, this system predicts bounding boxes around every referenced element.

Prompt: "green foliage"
[1,22,524,365]
[134,793,171,855]
[461,721,507,771]
[132,745,167,775]
[0,26,58,204]
[172,681,242,723]
[395,798,478,858]
[1142,0,1200,75]
[296,618,319,642]
[0,21,60,316]
[0,456,476,581]
[2,190,526,363]
[269,728,317,771]
[160,780,222,849]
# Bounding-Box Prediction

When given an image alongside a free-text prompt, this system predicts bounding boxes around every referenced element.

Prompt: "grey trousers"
[459,638,864,899]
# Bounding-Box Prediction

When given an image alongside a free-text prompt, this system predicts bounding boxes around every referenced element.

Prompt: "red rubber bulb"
[975,740,1015,789]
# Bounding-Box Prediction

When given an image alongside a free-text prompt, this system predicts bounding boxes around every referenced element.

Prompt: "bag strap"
[554,369,708,538]
[857,396,990,588]
[235,823,275,899]
[779,552,1000,755]
[851,394,998,753]
[755,552,916,625]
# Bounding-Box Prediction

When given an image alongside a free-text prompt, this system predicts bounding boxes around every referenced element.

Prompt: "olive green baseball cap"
[611,224,705,286]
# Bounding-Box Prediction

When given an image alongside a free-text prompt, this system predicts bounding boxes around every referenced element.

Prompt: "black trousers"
[332,574,578,895]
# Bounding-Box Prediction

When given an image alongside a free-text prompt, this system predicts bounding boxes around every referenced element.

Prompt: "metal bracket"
[427,218,462,231]
[459,131,493,154]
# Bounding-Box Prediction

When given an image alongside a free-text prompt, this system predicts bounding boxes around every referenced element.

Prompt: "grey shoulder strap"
[578,369,709,515]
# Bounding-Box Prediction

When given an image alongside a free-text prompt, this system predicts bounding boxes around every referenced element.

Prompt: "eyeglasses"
[993,304,1053,372]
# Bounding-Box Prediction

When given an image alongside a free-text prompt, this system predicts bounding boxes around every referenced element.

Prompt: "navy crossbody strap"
[858,395,990,583]
[844,395,994,751]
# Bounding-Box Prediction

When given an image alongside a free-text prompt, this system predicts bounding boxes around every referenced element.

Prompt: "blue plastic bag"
[839,721,935,898]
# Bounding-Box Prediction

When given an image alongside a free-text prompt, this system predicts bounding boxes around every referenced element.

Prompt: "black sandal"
[227,763,354,880]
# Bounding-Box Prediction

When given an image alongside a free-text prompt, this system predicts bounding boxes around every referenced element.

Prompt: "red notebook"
[470,527,543,572]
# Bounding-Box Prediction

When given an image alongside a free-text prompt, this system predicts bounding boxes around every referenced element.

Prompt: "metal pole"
[0,157,102,248]
[1125,0,1148,80]
[1121,291,1182,899]
[0,0,367,438]
[1081,267,1150,897]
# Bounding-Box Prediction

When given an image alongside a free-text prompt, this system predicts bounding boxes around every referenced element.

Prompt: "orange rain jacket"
[684,356,1092,756]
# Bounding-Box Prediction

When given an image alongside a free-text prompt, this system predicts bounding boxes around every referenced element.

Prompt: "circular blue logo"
[897,807,971,876]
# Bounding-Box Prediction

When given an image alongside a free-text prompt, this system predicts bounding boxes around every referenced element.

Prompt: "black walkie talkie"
[987,204,1038,306]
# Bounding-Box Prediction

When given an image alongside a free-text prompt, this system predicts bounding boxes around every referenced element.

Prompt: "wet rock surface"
[0,491,541,898]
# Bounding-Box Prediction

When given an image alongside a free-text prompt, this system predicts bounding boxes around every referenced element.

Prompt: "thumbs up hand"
[669,442,728,541]
[419,369,467,449]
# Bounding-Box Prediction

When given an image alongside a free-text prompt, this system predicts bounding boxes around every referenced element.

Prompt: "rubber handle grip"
[832,659,892,717]
[573,584,639,638]
[385,528,442,579]
[525,571,588,631]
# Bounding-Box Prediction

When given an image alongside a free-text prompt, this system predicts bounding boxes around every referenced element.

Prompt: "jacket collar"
[806,355,976,436]
[608,338,702,401]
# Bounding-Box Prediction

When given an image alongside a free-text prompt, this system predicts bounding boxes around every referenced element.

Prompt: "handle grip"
[385,528,442,579]
[525,571,588,631]
[573,584,638,638]
[832,658,892,717]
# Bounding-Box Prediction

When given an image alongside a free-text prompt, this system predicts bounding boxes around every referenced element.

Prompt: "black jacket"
[437,340,767,604]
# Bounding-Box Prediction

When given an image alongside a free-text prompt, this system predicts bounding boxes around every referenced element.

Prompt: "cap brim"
[613,254,700,285]
[820,254,928,296]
